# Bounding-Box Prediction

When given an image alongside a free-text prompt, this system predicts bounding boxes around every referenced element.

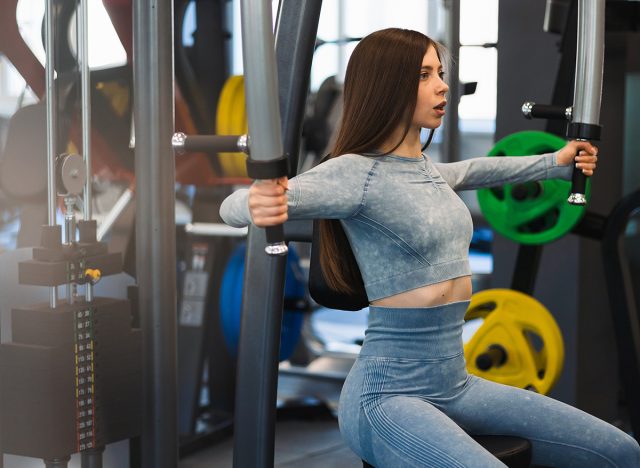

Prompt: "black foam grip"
[182,135,240,153]
[530,104,567,120]
[571,165,587,196]
[266,224,285,245]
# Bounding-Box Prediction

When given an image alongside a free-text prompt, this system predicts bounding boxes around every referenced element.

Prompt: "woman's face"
[413,45,449,129]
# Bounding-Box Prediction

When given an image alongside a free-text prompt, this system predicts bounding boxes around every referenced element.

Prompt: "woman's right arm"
[219,154,375,227]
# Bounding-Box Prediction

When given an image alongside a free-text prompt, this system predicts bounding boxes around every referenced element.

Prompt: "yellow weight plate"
[464,289,564,395]
[216,75,248,177]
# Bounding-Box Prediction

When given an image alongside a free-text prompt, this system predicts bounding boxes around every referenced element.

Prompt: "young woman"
[220,28,640,467]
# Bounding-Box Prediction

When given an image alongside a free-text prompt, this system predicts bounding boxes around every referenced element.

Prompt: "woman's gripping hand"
[556,140,598,176]
[248,176,289,227]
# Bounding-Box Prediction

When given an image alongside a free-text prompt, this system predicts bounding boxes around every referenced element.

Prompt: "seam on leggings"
[524,435,620,468]
[361,359,466,468]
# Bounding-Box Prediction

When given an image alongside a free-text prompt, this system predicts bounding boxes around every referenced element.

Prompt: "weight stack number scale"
[0,222,142,461]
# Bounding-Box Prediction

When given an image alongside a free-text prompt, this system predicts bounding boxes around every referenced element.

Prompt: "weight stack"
[0,297,141,459]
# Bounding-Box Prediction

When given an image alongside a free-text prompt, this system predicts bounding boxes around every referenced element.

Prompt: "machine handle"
[568,159,588,205]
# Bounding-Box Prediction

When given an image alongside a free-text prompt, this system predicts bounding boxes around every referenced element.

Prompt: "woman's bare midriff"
[370,276,472,308]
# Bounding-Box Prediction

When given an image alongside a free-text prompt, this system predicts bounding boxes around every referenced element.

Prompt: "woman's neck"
[379,126,422,158]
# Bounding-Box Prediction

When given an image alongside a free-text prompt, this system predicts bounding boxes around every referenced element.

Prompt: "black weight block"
[18,252,122,286]
[0,343,76,459]
[11,297,134,347]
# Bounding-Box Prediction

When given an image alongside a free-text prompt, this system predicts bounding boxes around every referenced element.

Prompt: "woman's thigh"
[339,359,506,467]
[442,376,640,468]
[363,395,507,467]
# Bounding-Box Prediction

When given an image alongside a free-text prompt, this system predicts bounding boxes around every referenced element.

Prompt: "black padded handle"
[568,163,588,206]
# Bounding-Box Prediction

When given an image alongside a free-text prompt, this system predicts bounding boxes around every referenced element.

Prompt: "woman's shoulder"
[313,153,378,171]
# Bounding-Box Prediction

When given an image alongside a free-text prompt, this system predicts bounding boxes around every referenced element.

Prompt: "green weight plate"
[477,131,590,245]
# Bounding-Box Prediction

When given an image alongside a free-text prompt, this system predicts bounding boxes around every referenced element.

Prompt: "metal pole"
[45,0,58,309]
[275,0,323,175]
[442,0,460,163]
[81,446,104,468]
[233,1,322,467]
[133,0,178,467]
[572,0,604,127]
[78,0,94,303]
[567,0,604,205]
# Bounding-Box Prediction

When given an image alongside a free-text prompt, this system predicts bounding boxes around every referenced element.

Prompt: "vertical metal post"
[234,0,285,466]
[78,0,94,303]
[233,1,322,467]
[572,0,605,128]
[133,0,178,467]
[81,446,104,468]
[275,0,324,175]
[442,0,460,163]
[45,0,58,309]
[567,0,605,204]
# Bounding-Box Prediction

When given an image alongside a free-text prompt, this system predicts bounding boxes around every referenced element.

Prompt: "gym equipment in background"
[0,1,142,464]
[464,289,564,395]
[477,131,589,245]
[216,76,249,177]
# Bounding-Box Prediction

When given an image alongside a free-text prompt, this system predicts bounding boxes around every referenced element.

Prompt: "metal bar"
[233,227,287,468]
[240,0,283,164]
[133,0,178,466]
[185,222,248,237]
[45,0,58,309]
[79,0,92,219]
[240,0,288,256]
[233,1,322,467]
[96,188,134,241]
[274,0,323,176]
[443,0,460,163]
[81,446,104,468]
[171,133,246,154]
[572,0,605,126]
[568,0,605,205]
[78,0,94,303]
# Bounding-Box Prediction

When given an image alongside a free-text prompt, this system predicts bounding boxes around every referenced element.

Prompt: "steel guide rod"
[78,0,94,303]
[45,0,58,309]
[233,1,322,467]
[568,0,604,205]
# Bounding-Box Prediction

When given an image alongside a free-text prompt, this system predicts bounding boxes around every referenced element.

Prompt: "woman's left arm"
[433,140,598,191]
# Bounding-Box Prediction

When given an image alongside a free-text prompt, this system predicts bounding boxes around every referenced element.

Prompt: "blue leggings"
[338,302,640,467]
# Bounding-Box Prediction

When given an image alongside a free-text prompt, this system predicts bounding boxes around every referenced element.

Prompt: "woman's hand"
[248,176,289,227]
[556,140,599,176]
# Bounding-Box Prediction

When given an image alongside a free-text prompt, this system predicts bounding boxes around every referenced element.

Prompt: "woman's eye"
[420,73,429,80]
[439,71,446,79]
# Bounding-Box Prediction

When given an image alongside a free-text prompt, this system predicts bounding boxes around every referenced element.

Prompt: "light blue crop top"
[220,152,572,301]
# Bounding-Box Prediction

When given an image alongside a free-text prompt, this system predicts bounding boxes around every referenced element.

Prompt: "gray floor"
[179,418,362,468]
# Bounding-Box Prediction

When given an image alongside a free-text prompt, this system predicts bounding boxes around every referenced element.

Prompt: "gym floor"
[180,417,360,467]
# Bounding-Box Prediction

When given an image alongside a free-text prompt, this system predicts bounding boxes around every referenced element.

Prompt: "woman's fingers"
[248,178,289,227]
[574,152,598,175]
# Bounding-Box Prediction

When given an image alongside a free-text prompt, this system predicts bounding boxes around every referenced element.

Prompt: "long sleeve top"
[220,152,572,301]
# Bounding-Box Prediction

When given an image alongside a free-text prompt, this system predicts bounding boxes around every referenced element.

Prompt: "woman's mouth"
[433,101,447,117]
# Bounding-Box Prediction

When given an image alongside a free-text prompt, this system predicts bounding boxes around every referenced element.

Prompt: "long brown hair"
[319,28,445,294]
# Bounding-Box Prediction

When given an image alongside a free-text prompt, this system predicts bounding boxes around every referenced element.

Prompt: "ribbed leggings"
[338,301,640,467]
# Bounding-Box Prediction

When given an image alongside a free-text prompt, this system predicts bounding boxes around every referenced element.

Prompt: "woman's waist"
[370,276,472,308]
[360,300,469,360]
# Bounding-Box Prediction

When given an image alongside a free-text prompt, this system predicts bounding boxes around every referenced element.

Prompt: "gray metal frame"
[44,0,58,309]
[233,1,323,467]
[133,1,178,466]
[572,0,605,126]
